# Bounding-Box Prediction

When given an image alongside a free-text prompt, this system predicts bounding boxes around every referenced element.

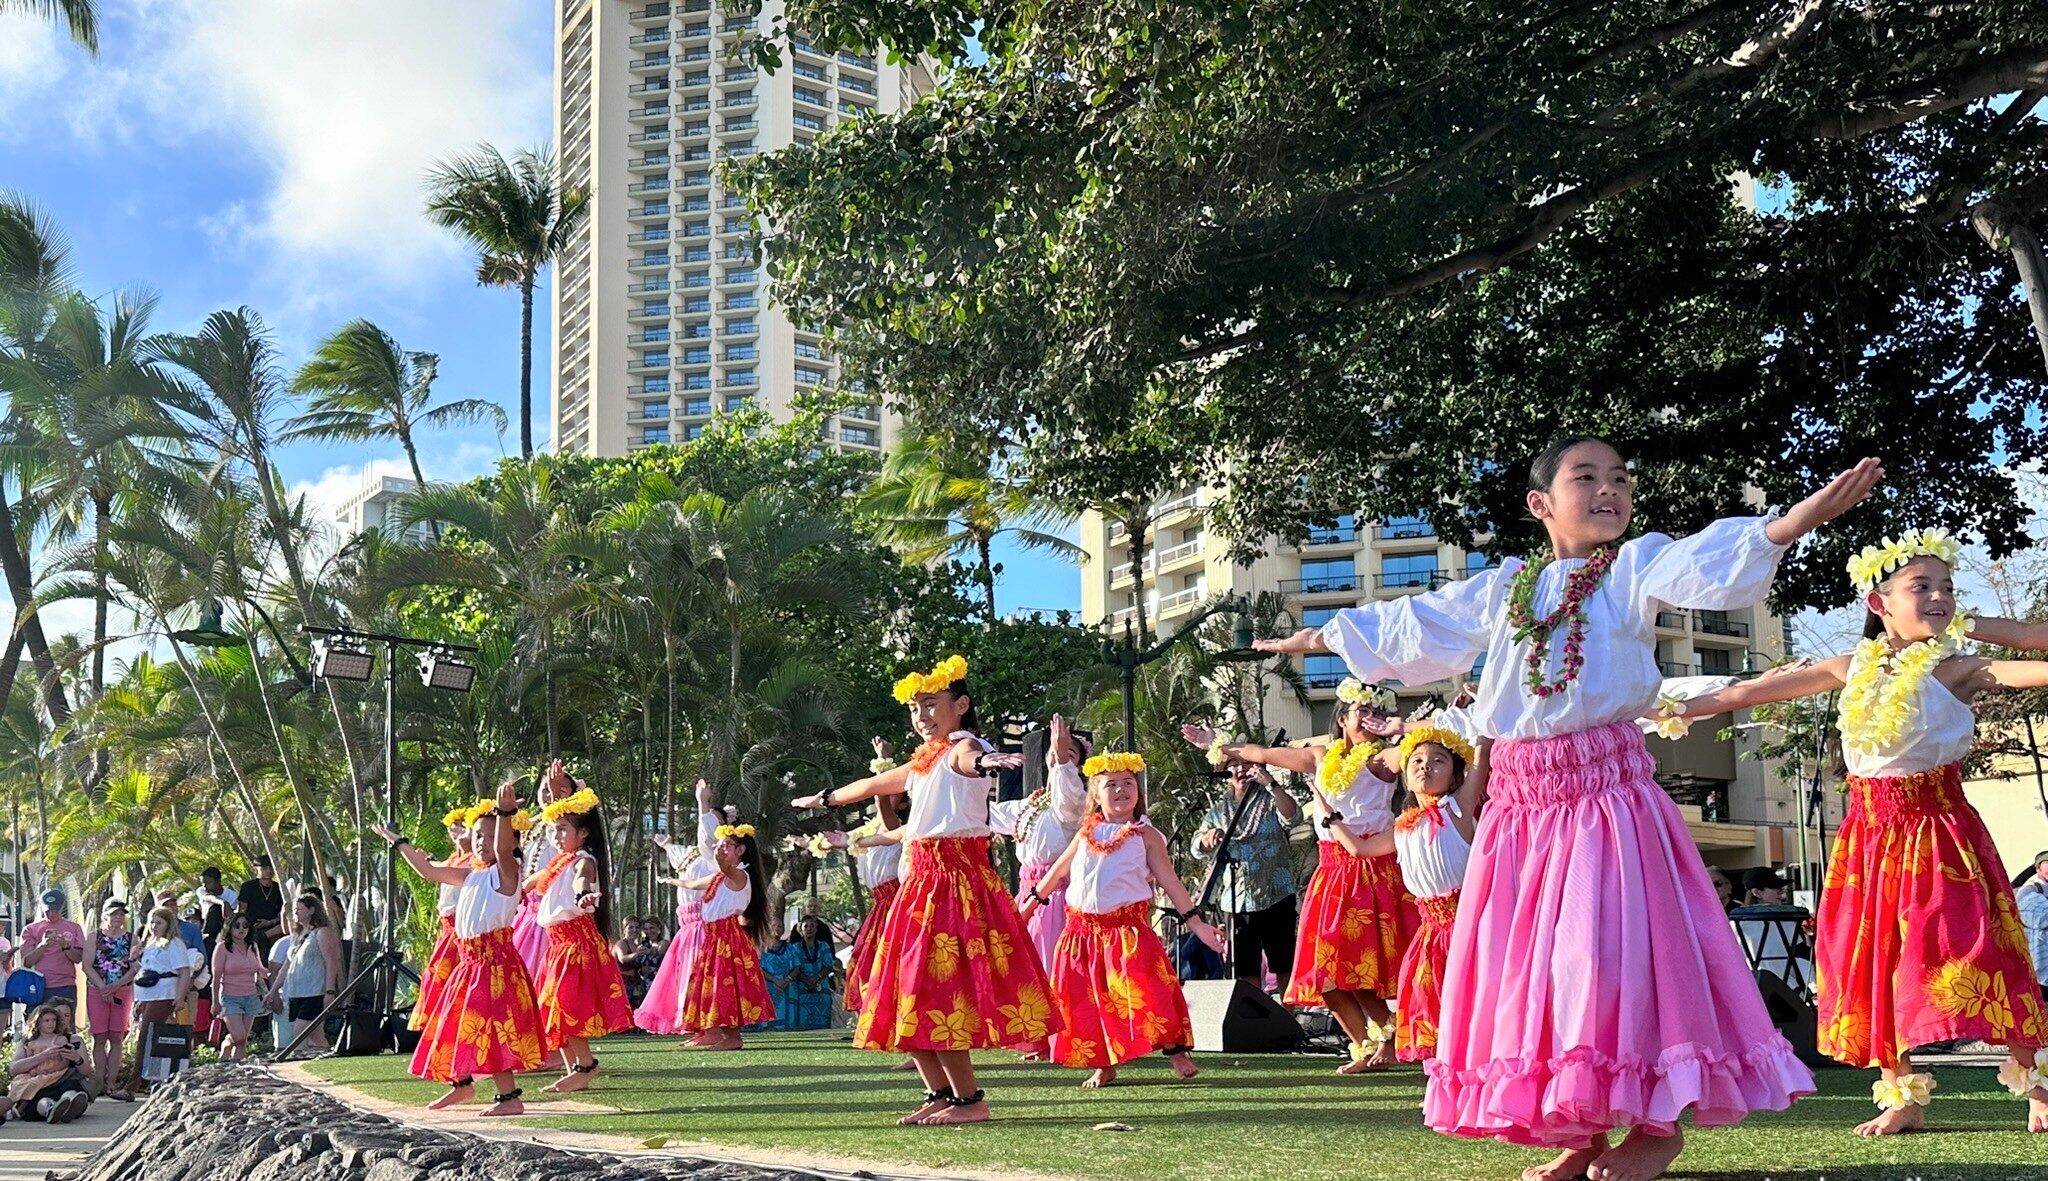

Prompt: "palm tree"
[862,435,1079,626]
[1,0,98,53]
[286,317,508,535]
[422,145,589,460]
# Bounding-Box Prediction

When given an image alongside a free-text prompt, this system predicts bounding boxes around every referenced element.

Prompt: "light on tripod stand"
[311,635,375,682]
[416,647,477,693]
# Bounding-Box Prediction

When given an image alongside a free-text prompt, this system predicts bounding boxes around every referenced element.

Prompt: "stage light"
[311,636,375,682]
[417,648,476,693]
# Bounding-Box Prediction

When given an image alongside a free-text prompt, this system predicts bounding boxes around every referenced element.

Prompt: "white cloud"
[21,1,552,282]
[287,442,505,529]
[0,17,68,132]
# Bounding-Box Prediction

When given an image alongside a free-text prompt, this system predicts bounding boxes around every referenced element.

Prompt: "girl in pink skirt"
[636,778,722,1039]
[1262,439,1880,1181]
[988,713,1089,1058]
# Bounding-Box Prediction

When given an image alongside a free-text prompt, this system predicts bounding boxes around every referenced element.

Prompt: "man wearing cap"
[1741,866,1790,908]
[237,857,285,958]
[2018,850,2048,1006]
[21,889,86,1008]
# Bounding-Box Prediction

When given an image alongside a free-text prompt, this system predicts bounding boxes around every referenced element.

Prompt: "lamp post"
[1100,593,1266,748]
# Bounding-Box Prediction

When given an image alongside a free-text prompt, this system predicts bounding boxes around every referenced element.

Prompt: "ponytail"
[735,833,773,949]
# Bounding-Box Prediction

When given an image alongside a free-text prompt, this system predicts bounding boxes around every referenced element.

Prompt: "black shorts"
[287,995,327,1022]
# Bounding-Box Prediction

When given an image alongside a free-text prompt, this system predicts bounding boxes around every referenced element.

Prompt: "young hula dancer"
[1377,723,1485,1062]
[512,759,579,980]
[407,805,480,1035]
[377,780,544,1116]
[1259,439,1875,1181]
[829,746,908,1015]
[1025,750,1226,1088]
[1183,680,1415,1074]
[677,815,776,1048]
[792,654,1050,1126]
[528,781,635,1092]
[990,714,1091,1057]
[1659,530,2048,1135]
[637,777,721,1038]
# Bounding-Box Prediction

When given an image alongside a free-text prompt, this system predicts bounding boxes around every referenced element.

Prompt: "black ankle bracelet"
[573,1061,598,1074]
[1158,1045,1192,1057]
[946,1089,986,1106]
[495,1088,523,1103]
[920,1086,954,1103]
[453,1076,474,1088]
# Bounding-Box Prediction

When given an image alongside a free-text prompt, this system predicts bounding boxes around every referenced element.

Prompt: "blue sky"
[0,2,1083,638]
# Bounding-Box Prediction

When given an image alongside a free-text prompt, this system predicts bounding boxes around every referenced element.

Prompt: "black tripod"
[274,944,419,1061]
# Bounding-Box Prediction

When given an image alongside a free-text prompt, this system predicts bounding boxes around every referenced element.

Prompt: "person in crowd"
[210,913,271,1060]
[1260,438,1870,1177]
[777,915,837,1032]
[2020,851,2048,1008]
[197,867,237,947]
[125,905,194,1092]
[1188,761,1301,988]
[759,924,795,1031]
[264,894,341,1057]
[1706,866,1736,912]
[323,876,351,938]
[793,654,1042,1126]
[82,899,136,1101]
[614,918,652,1009]
[8,1002,90,1123]
[238,857,285,958]
[21,889,86,1010]
[1741,866,1789,907]
[1025,751,1224,1088]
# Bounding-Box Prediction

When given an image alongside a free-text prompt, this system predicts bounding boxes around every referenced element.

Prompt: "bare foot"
[481,1096,526,1117]
[922,1098,991,1124]
[2027,1092,2047,1133]
[543,1071,591,1094]
[1587,1128,1684,1181]
[685,1031,719,1046]
[890,1058,919,1072]
[1523,1142,1605,1181]
[1363,1038,1397,1070]
[705,1031,743,1051]
[1169,1052,1197,1080]
[426,1084,474,1111]
[1081,1067,1118,1089]
[897,1093,951,1126]
[1853,1105,1925,1136]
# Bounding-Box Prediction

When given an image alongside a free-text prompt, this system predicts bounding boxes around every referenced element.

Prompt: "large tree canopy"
[738,0,2048,608]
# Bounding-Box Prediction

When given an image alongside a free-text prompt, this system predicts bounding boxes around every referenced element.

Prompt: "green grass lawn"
[303,1033,2044,1181]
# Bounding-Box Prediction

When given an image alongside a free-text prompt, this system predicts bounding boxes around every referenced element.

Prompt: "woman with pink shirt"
[210,913,272,1059]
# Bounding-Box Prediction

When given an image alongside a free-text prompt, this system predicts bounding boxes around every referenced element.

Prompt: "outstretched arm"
[1667,656,1851,717]
[1968,617,2048,651]
[793,762,913,810]
[371,824,470,886]
[1181,724,1321,775]
[1974,659,2048,691]
[1140,828,1226,953]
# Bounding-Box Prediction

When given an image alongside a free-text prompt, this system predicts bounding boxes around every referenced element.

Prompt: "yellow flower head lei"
[715,823,757,840]
[893,654,969,704]
[1839,612,1971,756]
[1396,724,1476,772]
[440,805,470,828]
[462,799,495,826]
[1847,527,1962,594]
[1319,737,1382,794]
[1082,751,1146,778]
[538,786,601,825]
[1335,677,1397,712]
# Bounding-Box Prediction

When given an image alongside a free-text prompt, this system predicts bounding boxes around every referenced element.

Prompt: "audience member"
[20,889,86,1009]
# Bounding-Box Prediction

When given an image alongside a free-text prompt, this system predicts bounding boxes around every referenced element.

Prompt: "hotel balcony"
[631,4,670,25]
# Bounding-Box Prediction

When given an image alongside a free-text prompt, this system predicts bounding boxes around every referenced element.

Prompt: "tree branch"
[1970,177,2048,376]
[1812,52,2048,140]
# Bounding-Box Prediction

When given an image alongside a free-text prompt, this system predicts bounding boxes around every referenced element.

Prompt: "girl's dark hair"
[561,806,617,941]
[1528,435,1613,491]
[946,682,981,733]
[1396,745,1468,816]
[722,831,774,949]
[295,893,329,929]
[1862,610,1886,640]
[223,913,254,955]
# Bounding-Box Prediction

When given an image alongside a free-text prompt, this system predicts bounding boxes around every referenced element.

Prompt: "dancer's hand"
[1189,917,1226,954]
[1254,628,1326,655]
[496,780,520,813]
[822,830,851,850]
[870,736,894,761]
[370,822,399,844]
[695,777,715,810]
[1357,714,1405,738]
[577,891,601,913]
[545,758,573,795]
[1048,714,1079,766]
[791,791,827,811]
[976,751,1025,773]
[1767,457,1884,545]
[1180,723,1217,749]
[1019,895,1041,919]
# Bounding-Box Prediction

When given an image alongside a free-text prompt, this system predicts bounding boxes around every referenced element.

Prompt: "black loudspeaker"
[333,1007,393,1056]
[1753,970,1825,1068]
[1183,980,1303,1053]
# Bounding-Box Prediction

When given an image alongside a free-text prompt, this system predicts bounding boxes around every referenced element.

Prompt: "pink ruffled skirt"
[634,896,705,1035]
[1424,721,1812,1147]
[1018,860,1069,972]
[511,891,549,981]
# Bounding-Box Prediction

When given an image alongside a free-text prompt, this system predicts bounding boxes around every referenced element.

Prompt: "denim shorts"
[219,993,265,1017]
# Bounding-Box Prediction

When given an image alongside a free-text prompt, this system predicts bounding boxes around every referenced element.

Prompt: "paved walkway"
[0,1100,130,1181]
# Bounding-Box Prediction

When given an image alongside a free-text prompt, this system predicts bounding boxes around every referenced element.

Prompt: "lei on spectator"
[1505,545,1617,697]
[1839,612,1968,755]
[893,654,968,703]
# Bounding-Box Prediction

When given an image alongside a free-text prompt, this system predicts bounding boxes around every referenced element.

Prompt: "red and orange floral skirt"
[1395,890,1460,1062]
[680,914,775,1033]
[408,926,543,1084]
[1817,763,2048,1068]
[1285,841,1416,1006]
[1049,900,1192,1069]
[851,835,1061,1052]
[844,878,901,1012]
[534,913,635,1051]
[407,912,460,1032]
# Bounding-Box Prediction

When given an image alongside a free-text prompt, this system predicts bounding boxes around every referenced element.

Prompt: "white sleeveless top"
[988,762,1088,867]
[857,841,902,888]
[454,866,520,939]
[702,872,751,922]
[1068,820,1155,914]
[536,852,594,927]
[435,858,467,916]
[1393,797,1471,899]
[905,731,996,840]
[1840,651,1977,779]
[1311,756,1397,838]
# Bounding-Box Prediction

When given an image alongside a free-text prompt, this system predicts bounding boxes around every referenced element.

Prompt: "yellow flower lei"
[1847,527,1962,593]
[440,805,470,828]
[538,786,601,824]
[1319,738,1381,795]
[1395,724,1475,769]
[1838,615,1969,756]
[715,823,757,839]
[1082,751,1146,777]
[893,654,969,703]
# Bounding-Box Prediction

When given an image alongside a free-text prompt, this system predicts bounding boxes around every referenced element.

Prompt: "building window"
[642,427,669,444]
[724,395,753,411]
[1699,647,1735,675]
[794,85,827,107]
[723,346,757,361]
[638,403,670,419]
[641,351,669,366]
[1380,514,1435,541]
[640,378,669,393]
[684,271,710,288]
[640,251,669,265]
[683,347,710,364]
[683,375,712,391]
[1306,514,1356,545]
[794,364,827,385]
[724,368,757,386]
[1300,606,1337,629]
[1379,552,1439,589]
[725,269,756,283]
[1465,550,1492,577]
[683,296,711,313]
[642,328,670,342]
[683,398,711,416]
[724,318,755,335]
[724,294,757,310]
[641,302,669,315]
[1303,654,1348,689]
[1296,559,1355,594]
